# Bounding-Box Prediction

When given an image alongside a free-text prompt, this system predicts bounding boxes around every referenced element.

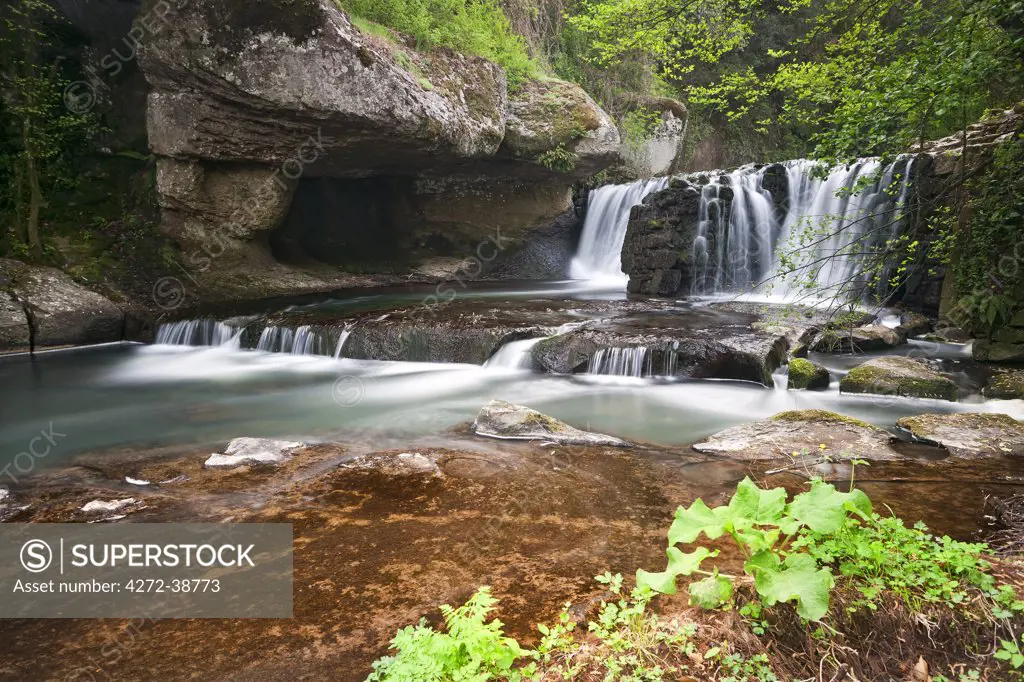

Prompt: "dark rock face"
[985,370,1024,399]
[482,200,586,280]
[0,260,124,352]
[621,181,703,296]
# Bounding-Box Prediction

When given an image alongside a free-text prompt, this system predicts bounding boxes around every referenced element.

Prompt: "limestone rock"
[81,498,138,514]
[472,400,630,447]
[204,438,307,468]
[0,260,123,350]
[342,451,443,477]
[787,358,831,390]
[693,410,900,461]
[813,324,903,352]
[840,356,959,402]
[896,413,1024,458]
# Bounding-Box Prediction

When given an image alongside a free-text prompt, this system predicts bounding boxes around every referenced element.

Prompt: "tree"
[0,0,99,260]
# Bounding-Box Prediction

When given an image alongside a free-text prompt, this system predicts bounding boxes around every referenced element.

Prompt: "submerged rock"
[813,324,903,352]
[81,498,138,514]
[342,451,443,477]
[204,438,307,469]
[472,400,630,447]
[693,409,900,461]
[985,370,1024,400]
[787,358,830,390]
[840,356,959,402]
[896,413,1024,458]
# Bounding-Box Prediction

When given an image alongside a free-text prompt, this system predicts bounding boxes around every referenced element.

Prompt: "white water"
[569,177,669,287]
[155,320,240,348]
[571,158,914,301]
[483,337,544,369]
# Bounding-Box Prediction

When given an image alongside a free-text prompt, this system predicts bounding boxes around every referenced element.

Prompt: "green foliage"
[571,0,1023,163]
[620,107,663,151]
[951,140,1024,334]
[638,477,871,620]
[0,0,102,259]
[537,144,578,172]
[338,0,538,88]
[366,586,531,682]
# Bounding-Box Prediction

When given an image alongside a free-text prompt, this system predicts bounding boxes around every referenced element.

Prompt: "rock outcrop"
[812,324,904,353]
[896,413,1024,458]
[0,259,124,352]
[840,356,959,401]
[985,370,1024,400]
[693,410,901,461]
[472,400,630,447]
[138,0,621,301]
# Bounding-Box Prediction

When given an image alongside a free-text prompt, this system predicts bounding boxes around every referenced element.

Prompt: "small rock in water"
[840,356,958,402]
[694,409,902,462]
[204,437,306,469]
[472,400,631,447]
[82,498,137,514]
[343,451,443,477]
[896,413,1024,458]
[125,476,150,486]
[0,489,8,503]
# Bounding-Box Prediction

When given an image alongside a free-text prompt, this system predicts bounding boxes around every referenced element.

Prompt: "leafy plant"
[637,477,872,620]
[537,144,577,173]
[996,635,1024,670]
[366,586,531,682]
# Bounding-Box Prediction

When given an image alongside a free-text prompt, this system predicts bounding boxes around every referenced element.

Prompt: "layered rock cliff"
[139,0,621,301]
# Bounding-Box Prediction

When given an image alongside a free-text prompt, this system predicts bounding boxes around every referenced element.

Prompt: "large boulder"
[0,259,123,351]
[693,410,901,461]
[840,356,959,402]
[812,324,903,352]
[472,400,630,447]
[896,413,1024,458]
[974,339,1024,363]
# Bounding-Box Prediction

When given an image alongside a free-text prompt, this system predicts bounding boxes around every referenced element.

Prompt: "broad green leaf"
[788,480,873,533]
[636,546,714,595]
[688,572,734,609]
[747,552,834,621]
[668,499,728,544]
[727,477,787,524]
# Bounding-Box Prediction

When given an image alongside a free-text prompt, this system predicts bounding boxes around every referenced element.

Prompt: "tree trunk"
[22,118,43,259]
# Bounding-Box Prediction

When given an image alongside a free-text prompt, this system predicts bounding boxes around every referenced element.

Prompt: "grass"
[337,0,538,89]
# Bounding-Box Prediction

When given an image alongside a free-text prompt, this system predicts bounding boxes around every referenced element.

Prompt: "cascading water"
[155,320,240,348]
[692,157,914,299]
[570,177,669,287]
[483,338,544,369]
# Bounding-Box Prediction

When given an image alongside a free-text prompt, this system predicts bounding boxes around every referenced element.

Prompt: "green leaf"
[636,546,714,595]
[668,499,728,544]
[727,477,788,525]
[688,572,734,609]
[787,480,871,533]
[746,552,834,621]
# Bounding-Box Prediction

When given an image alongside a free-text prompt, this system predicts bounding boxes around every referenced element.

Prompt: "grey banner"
[0,524,292,618]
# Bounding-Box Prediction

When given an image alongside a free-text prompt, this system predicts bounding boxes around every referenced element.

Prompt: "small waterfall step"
[484,337,545,369]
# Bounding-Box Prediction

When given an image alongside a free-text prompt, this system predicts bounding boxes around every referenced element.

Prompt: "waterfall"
[587,347,651,377]
[685,157,914,299]
[334,327,352,358]
[155,320,240,347]
[570,177,669,286]
[484,338,543,369]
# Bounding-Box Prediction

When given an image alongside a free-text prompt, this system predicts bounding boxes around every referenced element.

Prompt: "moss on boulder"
[840,356,959,402]
[985,370,1024,400]
[787,358,830,390]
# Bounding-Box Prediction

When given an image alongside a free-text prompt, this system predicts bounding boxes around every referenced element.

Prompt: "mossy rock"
[974,340,1024,363]
[896,412,1024,458]
[769,409,877,430]
[787,358,830,390]
[503,79,606,159]
[840,356,959,402]
[985,370,1024,399]
[472,400,630,447]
